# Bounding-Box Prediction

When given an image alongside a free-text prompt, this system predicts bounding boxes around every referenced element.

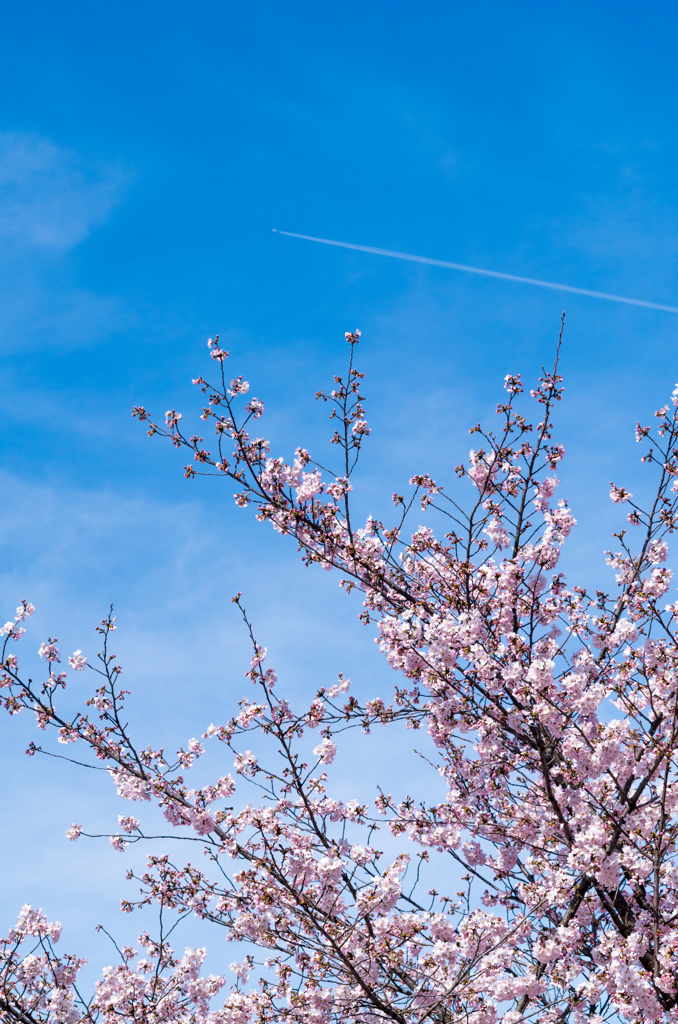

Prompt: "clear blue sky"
[2,0,678,978]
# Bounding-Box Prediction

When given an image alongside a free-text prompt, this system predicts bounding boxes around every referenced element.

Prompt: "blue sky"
[2,0,678,980]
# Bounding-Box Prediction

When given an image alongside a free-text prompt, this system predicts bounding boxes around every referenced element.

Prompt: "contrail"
[273,229,678,314]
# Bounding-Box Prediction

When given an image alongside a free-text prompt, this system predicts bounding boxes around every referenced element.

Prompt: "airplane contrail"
[272,229,678,314]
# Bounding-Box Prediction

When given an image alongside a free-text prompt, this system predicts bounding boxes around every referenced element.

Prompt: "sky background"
[2,0,678,985]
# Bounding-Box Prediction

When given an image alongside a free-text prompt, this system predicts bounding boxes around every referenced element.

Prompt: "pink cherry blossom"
[313,737,337,764]
[610,480,633,503]
[9,319,678,1022]
[68,650,87,670]
[38,639,61,662]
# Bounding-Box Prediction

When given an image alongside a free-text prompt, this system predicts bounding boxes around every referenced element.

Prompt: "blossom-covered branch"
[5,321,678,1021]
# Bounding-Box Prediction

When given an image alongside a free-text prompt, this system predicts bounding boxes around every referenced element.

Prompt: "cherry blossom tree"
[5,318,678,1023]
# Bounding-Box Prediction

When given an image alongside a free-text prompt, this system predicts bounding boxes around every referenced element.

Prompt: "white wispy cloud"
[0,132,131,351]
[0,131,126,249]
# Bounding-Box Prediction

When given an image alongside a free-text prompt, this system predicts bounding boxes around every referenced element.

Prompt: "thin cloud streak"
[273,230,678,314]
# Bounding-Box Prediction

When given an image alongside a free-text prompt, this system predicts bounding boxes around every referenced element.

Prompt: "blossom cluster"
[0,903,232,1023]
[6,322,678,1022]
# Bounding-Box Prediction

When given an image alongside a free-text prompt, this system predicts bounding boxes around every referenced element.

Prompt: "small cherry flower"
[609,481,633,503]
[165,409,183,428]
[38,640,61,662]
[313,737,337,764]
[208,336,229,361]
[228,376,250,397]
[246,397,264,418]
[118,815,140,834]
[15,601,35,621]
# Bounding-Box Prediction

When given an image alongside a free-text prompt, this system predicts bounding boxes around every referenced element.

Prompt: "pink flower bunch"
[8,320,678,1021]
